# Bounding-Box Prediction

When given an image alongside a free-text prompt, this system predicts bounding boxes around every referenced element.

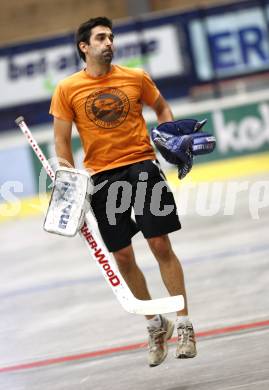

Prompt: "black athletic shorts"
[90,159,181,252]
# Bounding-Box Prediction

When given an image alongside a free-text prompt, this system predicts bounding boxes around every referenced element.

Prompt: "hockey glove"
[151,118,216,179]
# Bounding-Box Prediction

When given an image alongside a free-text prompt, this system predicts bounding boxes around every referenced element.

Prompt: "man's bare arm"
[53,117,75,167]
[152,94,174,124]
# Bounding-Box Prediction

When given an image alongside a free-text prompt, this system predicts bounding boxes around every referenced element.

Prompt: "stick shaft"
[15,116,55,180]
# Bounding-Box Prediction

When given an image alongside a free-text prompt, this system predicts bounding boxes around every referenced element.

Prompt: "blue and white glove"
[151,119,216,179]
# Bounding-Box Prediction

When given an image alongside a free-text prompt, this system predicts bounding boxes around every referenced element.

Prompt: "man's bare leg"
[147,234,197,359]
[147,234,188,316]
[113,244,153,320]
[113,243,175,366]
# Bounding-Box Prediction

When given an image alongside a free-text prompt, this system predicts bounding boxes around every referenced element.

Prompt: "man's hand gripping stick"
[44,167,91,237]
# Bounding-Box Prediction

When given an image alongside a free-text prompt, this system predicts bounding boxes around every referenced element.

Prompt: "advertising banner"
[189,5,269,80]
[0,146,36,202]
[114,25,183,78]
[0,44,79,108]
[0,25,183,110]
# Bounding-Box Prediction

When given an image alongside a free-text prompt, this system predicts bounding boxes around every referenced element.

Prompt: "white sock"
[176,315,189,325]
[147,315,162,329]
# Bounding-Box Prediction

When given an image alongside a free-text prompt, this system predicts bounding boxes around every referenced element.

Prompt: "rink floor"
[0,173,268,390]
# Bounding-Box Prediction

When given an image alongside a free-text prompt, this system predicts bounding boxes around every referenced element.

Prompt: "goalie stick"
[15,116,184,315]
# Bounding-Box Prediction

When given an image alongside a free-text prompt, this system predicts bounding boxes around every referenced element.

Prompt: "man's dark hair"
[76,17,113,62]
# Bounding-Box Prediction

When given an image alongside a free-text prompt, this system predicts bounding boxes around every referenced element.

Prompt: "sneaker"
[147,316,174,367]
[175,320,197,359]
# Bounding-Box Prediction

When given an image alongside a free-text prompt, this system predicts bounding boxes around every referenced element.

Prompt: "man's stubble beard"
[100,49,114,64]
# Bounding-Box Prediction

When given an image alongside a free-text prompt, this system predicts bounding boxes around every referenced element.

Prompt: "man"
[50,16,197,367]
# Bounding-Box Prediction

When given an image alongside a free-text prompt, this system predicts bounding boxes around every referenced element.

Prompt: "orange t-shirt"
[49,65,160,173]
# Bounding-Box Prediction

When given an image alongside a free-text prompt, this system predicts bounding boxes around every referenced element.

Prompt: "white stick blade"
[121,295,185,315]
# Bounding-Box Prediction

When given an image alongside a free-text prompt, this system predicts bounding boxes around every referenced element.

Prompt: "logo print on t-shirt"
[85,88,130,128]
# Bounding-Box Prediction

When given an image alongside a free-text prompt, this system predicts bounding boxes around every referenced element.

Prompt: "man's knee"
[147,235,172,260]
[113,245,135,271]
